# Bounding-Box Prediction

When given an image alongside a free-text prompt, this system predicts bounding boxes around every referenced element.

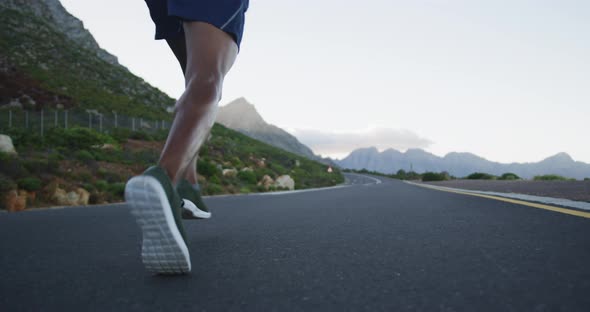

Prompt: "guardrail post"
[40,109,44,137]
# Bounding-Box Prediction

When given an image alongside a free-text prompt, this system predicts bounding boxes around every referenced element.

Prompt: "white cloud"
[291,128,433,159]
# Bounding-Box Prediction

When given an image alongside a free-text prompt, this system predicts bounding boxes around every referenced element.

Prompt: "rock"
[52,187,69,205]
[0,134,17,154]
[274,175,295,190]
[19,190,36,206]
[54,187,90,206]
[27,191,37,205]
[257,158,266,168]
[100,144,116,150]
[257,175,274,189]
[4,190,26,212]
[20,94,36,108]
[241,167,253,172]
[8,98,22,108]
[75,188,90,205]
[65,191,80,205]
[222,168,238,177]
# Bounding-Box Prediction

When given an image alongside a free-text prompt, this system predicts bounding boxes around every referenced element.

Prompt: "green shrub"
[75,150,95,162]
[129,131,154,141]
[107,182,125,197]
[4,128,43,148]
[46,127,115,151]
[239,186,251,194]
[0,155,28,179]
[95,180,108,192]
[209,175,221,184]
[197,159,219,178]
[0,175,17,193]
[499,173,520,180]
[237,170,257,185]
[267,163,288,175]
[255,168,275,180]
[47,153,62,173]
[421,172,449,182]
[585,178,590,181]
[76,172,93,182]
[256,185,267,192]
[82,183,96,192]
[97,170,122,183]
[17,177,42,191]
[22,159,49,175]
[110,128,132,143]
[533,174,570,181]
[229,156,243,168]
[204,183,223,195]
[466,172,496,180]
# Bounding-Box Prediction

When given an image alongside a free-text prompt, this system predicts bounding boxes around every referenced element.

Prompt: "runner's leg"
[159,21,238,184]
[165,37,200,185]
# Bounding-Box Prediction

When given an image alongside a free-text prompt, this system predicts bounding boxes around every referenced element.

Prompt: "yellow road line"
[410,183,590,219]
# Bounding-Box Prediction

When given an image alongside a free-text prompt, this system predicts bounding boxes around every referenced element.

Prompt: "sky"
[60,0,590,163]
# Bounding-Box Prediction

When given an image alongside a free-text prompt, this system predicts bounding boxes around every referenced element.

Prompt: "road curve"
[1,174,589,311]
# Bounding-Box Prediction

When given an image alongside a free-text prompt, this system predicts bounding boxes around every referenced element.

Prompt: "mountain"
[0,0,174,118]
[337,148,590,180]
[216,98,320,160]
[1,0,118,65]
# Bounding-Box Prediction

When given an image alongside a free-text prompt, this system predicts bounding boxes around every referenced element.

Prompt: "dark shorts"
[145,0,248,49]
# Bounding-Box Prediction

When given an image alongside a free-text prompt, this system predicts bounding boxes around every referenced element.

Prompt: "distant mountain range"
[336,147,590,180]
[216,98,322,161]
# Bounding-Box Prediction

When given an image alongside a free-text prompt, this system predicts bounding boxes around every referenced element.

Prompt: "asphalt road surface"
[1,174,589,311]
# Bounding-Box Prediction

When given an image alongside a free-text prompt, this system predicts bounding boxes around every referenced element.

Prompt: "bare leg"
[165,37,205,185]
[159,22,238,184]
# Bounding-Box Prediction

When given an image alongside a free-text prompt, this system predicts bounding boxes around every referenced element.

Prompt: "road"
[1,174,589,311]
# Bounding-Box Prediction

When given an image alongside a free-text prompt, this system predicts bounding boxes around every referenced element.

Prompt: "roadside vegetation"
[343,169,453,182]
[533,174,575,181]
[344,168,583,183]
[0,124,344,210]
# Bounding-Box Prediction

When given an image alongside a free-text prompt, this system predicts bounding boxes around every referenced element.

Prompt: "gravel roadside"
[423,180,590,202]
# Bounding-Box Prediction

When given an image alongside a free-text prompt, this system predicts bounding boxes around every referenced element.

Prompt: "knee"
[182,72,224,106]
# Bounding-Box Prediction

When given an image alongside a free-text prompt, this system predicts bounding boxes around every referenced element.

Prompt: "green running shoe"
[125,166,191,274]
[177,179,211,219]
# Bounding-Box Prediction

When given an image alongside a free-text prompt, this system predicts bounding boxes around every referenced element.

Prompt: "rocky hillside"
[0,0,174,118]
[337,147,590,180]
[217,98,319,160]
[0,124,344,211]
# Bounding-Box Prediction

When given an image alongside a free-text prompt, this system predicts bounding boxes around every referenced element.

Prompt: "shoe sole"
[182,199,212,219]
[125,176,191,274]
